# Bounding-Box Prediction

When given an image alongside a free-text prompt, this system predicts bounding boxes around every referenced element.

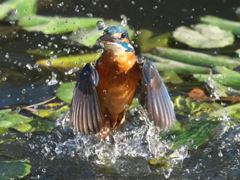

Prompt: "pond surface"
[0,0,240,179]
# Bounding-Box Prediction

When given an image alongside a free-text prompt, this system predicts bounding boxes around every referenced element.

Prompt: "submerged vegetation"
[0,0,240,179]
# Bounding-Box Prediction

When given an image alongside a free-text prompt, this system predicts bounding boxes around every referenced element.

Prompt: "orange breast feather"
[96,51,142,134]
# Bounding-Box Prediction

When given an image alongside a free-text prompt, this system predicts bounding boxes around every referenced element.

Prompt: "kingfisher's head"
[97,26,134,53]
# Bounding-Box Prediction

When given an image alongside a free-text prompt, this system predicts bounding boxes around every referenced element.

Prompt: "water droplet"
[188,139,194,145]
[103,90,107,94]
[218,151,223,157]
[97,48,104,54]
[61,35,68,40]
[58,2,64,6]
[120,14,128,26]
[87,13,93,17]
[96,21,105,30]
[26,64,33,70]
[124,104,129,110]
[5,53,9,58]
[2,77,7,81]
[67,68,80,75]
[46,61,52,66]
[22,89,26,94]
[137,56,145,64]
[15,106,21,113]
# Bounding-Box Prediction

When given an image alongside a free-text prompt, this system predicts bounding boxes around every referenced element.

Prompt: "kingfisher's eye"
[121,33,126,38]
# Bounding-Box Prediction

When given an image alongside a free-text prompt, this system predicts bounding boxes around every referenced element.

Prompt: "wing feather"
[70,63,103,135]
[141,61,175,130]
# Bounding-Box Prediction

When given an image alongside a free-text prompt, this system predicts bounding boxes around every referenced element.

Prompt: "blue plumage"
[104,26,129,39]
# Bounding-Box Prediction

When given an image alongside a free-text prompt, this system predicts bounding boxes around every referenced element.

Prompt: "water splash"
[47,72,58,86]
[56,107,188,178]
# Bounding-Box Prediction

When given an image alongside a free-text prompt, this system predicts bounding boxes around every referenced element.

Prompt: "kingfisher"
[70,26,175,138]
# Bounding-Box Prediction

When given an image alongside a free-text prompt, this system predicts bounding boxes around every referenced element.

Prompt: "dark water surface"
[1,0,240,179]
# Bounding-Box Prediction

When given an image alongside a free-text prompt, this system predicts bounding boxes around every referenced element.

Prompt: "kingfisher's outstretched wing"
[70,63,103,134]
[141,61,175,129]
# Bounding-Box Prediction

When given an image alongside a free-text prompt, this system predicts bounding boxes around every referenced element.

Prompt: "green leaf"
[13,119,55,132]
[162,71,184,84]
[135,29,170,51]
[194,73,240,88]
[154,47,240,69]
[36,53,100,68]
[173,24,234,48]
[0,109,55,134]
[201,15,240,35]
[18,15,102,34]
[31,105,69,120]
[26,48,67,57]
[0,159,31,179]
[168,96,231,150]
[0,0,36,20]
[6,0,37,21]
[143,53,211,74]
[0,0,19,20]
[129,98,139,110]
[69,20,134,47]
[236,49,240,57]
[173,96,222,117]
[171,120,220,150]
[209,103,240,118]
[56,82,76,104]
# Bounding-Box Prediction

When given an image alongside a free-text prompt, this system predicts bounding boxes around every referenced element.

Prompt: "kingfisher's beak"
[97,33,118,43]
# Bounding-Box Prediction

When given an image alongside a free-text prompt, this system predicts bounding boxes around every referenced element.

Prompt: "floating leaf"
[188,88,213,101]
[188,88,240,103]
[135,29,170,51]
[162,71,184,84]
[69,20,134,47]
[26,49,67,57]
[31,105,69,120]
[201,15,240,35]
[236,49,240,57]
[209,103,240,118]
[194,73,240,88]
[56,82,76,104]
[171,120,220,150]
[168,96,231,150]
[173,24,234,48]
[0,0,36,20]
[36,53,100,68]
[18,15,102,34]
[0,159,31,179]
[173,96,222,117]
[0,109,55,134]
[154,47,240,69]
[6,0,37,21]
[193,74,240,96]
[143,53,211,74]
